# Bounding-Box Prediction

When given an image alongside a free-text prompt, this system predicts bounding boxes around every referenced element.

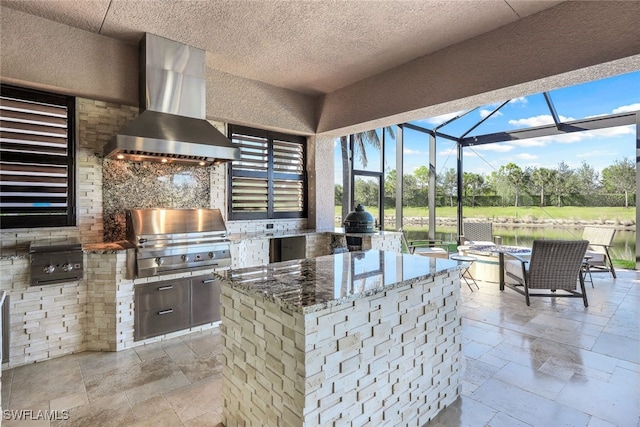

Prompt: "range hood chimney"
[104,33,240,165]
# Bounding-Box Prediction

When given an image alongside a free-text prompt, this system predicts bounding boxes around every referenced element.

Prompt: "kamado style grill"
[343,204,376,251]
[126,208,231,278]
[343,204,376,233]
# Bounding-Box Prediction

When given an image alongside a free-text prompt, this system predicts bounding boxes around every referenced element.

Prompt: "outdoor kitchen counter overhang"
[220,250,463,425]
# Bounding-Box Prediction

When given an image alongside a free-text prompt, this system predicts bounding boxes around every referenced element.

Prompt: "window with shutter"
[0,85,76,229]
[228,125,306,220]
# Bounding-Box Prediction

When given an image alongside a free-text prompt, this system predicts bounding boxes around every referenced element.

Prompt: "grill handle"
[157,309,174,315]
[201,278,219,284]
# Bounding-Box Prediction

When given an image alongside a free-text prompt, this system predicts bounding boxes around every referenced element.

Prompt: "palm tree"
[340,128,394,221]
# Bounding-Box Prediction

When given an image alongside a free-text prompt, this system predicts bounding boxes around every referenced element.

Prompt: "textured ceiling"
[0,0,563,96]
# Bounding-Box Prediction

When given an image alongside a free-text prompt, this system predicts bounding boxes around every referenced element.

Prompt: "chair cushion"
[413,247,449,259]
[585,250,605,264]
[505,259,526,283]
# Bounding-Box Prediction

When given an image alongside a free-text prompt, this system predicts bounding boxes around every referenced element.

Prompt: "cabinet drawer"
[135,302,190,340]
[136,280,189,312]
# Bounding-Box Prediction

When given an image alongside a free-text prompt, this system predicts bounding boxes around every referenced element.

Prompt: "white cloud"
[508,114,574,128]
[479,109,503,119]
[588,125,635,138]
[422,110,467,125]
[522,126,629,147]
[613,103,640,114]
[509,97,528,104]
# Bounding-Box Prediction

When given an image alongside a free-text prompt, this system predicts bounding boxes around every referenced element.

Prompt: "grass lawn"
[336,206,636,224]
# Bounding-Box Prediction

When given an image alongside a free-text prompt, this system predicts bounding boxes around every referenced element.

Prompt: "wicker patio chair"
[503,239,590,307]
[459,221,500,246]
[582,227,616,279]
[400,229,450,259]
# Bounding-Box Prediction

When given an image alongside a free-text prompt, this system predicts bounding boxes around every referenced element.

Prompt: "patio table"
[462,244,531,289]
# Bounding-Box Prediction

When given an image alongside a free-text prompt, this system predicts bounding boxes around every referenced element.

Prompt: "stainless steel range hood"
[104,33,240,165]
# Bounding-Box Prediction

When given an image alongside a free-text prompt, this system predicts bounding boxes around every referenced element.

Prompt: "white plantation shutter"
[229,125,306,219]
[273,139,304,212]
[0,85,76,228]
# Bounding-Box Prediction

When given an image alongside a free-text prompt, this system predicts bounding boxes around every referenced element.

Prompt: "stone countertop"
[219,249,459,314]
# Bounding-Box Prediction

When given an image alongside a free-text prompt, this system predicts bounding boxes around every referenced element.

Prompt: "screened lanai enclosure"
[335,70,640,268]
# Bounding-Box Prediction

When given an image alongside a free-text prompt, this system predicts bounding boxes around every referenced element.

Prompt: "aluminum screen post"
[396,125,404,232]
[428,133,437,241]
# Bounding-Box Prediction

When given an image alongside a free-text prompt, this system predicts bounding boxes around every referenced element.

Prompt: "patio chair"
[459,221,501,246]
[503,239,589,307]
[400,229,450,259]
[581,227,616,279]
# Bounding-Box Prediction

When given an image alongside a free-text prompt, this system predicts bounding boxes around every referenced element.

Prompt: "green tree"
[498,163,528,207]
[486,171,509,206]
[530,167,555,207]
[463,172,484,207]
[334,184,343,205]
[551,161,574,207]
[602,157,636,208]
[574,161,600,195]
[414,166,429,190]
[354,177,379,207]
[384,169,397,207]
[440,168,458,207]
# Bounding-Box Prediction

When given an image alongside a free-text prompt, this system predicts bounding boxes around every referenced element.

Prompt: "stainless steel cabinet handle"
[157,285,173,291]
[201,279,219,284]
[157,309,174,315]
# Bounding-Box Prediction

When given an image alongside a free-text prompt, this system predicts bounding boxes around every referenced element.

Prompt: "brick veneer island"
[220,250,462,426]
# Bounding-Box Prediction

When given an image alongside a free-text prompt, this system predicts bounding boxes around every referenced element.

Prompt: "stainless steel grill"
[126,208,231,278]
[29,238,84,286]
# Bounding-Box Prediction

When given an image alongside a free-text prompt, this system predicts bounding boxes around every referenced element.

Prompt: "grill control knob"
[181,255,189,262]
[208,252,215,259]
[62,263,73,272]
[43,264,55,274]
[155,257,164,266]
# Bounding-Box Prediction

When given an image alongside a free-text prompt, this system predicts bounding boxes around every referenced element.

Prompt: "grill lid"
[126,208,227,241]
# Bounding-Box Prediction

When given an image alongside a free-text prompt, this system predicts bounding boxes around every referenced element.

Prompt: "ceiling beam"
[461,112,637,146]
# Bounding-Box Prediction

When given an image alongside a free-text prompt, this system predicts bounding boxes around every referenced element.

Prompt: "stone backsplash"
[102,160,212,241]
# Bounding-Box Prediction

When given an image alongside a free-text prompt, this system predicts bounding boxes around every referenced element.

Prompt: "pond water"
[403,226,635,261]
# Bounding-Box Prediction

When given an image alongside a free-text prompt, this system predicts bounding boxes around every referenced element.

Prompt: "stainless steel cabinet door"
[191,276,221,325]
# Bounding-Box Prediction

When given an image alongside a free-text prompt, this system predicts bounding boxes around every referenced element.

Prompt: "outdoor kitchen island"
[220,249,462,426]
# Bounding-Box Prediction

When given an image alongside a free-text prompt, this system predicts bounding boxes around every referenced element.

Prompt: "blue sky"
[334,70,639,183]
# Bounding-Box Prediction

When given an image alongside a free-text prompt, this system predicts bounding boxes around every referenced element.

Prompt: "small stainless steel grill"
[126,208,231,278]
[29,238,84,286]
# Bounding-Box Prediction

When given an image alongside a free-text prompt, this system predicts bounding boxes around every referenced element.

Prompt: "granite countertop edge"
[218,260,459,315]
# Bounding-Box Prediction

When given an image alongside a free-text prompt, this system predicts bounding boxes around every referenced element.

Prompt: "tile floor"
[2,270,639,426]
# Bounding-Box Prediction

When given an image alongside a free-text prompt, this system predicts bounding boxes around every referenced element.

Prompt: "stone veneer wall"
[222,270,461,426]
[0,256,88,366]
